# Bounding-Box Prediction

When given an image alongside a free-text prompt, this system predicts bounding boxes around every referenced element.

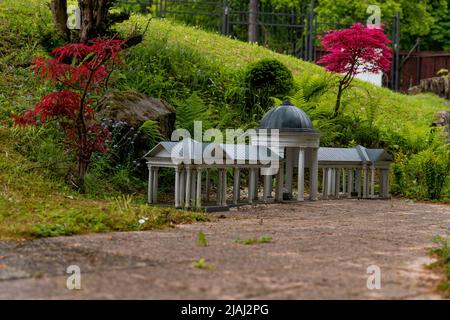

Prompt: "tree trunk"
[78,0,112,43]
[248,0,259,43]
[334,82,344,117]
[77,157,88,193]
[50,0,70,40]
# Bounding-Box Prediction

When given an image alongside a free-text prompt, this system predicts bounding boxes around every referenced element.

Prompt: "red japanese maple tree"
[318,24,392,117]
[13,38,125,191]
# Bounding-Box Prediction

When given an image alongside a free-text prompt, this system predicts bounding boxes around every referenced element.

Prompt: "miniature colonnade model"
[318,146,392,199]
[145,101,392,210]
[145,139,284,209]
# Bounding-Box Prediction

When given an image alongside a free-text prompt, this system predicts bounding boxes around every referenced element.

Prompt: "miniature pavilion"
[145,101,392,210]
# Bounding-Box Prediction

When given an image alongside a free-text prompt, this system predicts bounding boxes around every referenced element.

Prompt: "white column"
[185,167,191,208]
[348,169,354,198]
[263,174,271,202]
[248,168,255,204]
[335,168,340,199]
[180,169,185,207]
[190,169,196,207]
[342,169,347,195]
[233,168,240,205]
[356,169,361,198]
[152,167,159,203]
[175,167,180,207]
[196,169,202,208]
[275,162,284,201]
[370,165,375,198]
[266,172,273,197]
[330,169,335,196]
[253,168,259,201]
[217,169,222,206]
[285,148,293,198]
[322,168,326,195]
[205,169,210,202]
[297,148,305,201]
[323,168,329,199]
[222,169,227,206]
[363,165,368,199]
[147,166,153,204]
[309,149,318,201]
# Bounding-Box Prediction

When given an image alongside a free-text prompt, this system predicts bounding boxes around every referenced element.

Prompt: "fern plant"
[139,119,164,149]
[271,72,332,112]
[173,92,211,135]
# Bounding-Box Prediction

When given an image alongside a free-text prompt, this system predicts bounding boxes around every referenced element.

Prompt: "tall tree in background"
[78,0,115,43]
[50,0,70,40]
[248,0,259,43]
[49,0,132,43]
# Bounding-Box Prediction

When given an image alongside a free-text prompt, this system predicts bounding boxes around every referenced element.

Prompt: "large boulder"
[97,90,176,138]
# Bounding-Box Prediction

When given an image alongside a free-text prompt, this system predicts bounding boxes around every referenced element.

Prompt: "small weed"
[192,258,213,270]
[234,235,273,245]
[196,231,208,247]
[428,232,450,298]
[113,194,134,212]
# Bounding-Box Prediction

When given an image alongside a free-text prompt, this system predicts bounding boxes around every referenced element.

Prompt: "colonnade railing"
[320,166,390,200]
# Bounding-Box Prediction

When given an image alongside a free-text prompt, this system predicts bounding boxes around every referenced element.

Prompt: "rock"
[432,110,450,140]
[433,110,450,127]
[408,76,450,101]
[97,90,176,138]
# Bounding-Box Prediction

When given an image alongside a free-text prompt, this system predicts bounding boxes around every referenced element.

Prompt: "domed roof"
[259,100,314,132]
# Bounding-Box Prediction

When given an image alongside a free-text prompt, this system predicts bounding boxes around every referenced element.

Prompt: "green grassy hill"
[1,1,447,145]
[119,16,448,149]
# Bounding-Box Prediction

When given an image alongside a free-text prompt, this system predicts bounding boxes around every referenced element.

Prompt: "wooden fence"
[400,51,450,92]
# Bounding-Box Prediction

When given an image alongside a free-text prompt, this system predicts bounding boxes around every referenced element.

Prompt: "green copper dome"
[259,100,314,132]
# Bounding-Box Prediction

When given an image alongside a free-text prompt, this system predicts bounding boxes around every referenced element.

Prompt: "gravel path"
[0,199,449,299]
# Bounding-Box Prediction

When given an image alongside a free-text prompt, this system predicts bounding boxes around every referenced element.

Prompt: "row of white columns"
[148,148,320,208]
[148,164,313,209]
[148,166,278,209]
[321,166,390,199]
[283,147,319,201]
[148,166,203,208]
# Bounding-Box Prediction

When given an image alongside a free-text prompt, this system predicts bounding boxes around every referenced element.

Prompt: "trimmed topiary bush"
[243,58,294,114]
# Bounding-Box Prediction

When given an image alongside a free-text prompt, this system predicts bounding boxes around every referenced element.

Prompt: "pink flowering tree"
[318,24,392,117]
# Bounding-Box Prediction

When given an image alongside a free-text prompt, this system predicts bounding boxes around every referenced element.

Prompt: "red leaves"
[13,38,125,165]
[11,110,36,127]
[13,90,93,124]
[35,90,92,122]
[51,43,92,63]
[318,24,392,76]
[34,38,125,90]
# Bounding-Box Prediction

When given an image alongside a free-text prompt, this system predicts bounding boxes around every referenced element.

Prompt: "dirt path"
[0,199,449,299]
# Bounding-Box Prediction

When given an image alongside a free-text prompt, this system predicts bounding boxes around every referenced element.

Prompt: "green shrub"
[391,152,408,195]
[243,58,294,113]
[418,149,449,200]
[399,138,450,200]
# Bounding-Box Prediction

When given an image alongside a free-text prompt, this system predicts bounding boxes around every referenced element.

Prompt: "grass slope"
[122,16,448,148]
[0,127,206,240]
